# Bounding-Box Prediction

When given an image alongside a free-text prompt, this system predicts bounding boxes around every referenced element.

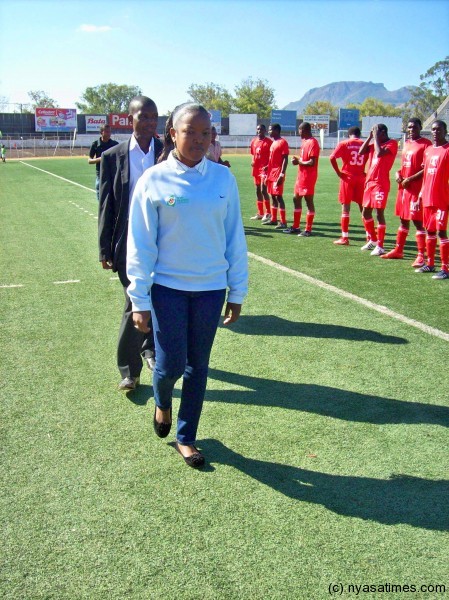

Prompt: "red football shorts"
[424,206,449,231]
[267,179,285,195]
[363,183,389,209]
[338,175,364,205]
[395,189,423,221]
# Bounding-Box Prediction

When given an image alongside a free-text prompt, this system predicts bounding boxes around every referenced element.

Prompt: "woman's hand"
[132,310,151,333]
[223,303,241,325]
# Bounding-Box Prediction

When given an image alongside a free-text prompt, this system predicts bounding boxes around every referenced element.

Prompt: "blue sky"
[0,0,447,114]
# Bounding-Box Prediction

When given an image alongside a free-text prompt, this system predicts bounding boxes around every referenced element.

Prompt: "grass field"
[1,155,448,599]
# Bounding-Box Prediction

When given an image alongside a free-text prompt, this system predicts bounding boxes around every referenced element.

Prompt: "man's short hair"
[100,124,110,133]
[432,119,447,133]
[377,123,388,134]
[407,118,422,129]
[129,95,157,115]
[270,123,281,134]
[299,121,312,133]
[348,126,361,136]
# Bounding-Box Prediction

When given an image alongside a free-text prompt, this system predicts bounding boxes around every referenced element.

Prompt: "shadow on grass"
[222,315,408,344]
[200,439,449,531]
[126,384,153,406]
[207,368,449,427]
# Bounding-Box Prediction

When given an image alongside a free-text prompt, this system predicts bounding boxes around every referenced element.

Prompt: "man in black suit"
[98,96,163,391]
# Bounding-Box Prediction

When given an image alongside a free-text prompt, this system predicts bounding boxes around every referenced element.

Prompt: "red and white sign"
[85,115,107,132]
[301,114,330,136]
[35,108,77,132]
[109,113,132,130]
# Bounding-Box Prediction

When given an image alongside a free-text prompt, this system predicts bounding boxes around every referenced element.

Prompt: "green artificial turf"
[1,156,448,599]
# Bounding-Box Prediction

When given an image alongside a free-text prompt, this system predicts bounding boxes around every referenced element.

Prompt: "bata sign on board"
[109,113,132,129]
[85,115,107,132]
[35,108,77,132]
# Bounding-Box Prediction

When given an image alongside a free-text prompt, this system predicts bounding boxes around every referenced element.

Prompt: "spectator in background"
[88,125,118,200]
[250,124,272,220]
[206,126,231,167]
[329,126,367,245]
[98,96,163,391]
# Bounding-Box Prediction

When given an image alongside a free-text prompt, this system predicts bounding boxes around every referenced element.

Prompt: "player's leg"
[432,210,449,279]
[334,201,351,245]
[361,205,377,250]
[284,194,302,234]
[382,218,409,259]
[250,180,264,219]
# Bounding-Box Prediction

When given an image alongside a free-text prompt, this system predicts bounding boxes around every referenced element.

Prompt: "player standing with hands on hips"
[127,103,248,468]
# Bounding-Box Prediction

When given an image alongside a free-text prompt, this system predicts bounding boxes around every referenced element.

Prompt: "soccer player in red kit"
[283,122,320,236]
[358,124,398,256]
[382,118,431,265]
[415,120,449,280]
[250,124,272,221]
[263,123,289,228]
[329,126,367,245]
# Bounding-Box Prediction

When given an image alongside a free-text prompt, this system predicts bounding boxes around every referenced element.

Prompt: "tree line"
[17,57,449,127]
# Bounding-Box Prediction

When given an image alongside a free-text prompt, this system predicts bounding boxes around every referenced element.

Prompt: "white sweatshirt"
[127,153,248,312]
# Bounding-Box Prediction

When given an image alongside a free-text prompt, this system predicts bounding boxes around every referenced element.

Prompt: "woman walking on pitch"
[127,103,248,468]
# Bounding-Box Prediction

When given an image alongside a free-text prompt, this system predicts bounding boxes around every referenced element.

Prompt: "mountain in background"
[283,81,415,113]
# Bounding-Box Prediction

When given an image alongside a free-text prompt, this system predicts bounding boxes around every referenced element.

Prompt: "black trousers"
[117,286,155,378]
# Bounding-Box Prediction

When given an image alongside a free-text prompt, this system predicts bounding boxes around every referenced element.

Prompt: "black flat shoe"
[153,407,172,438]
[175,442,205,469]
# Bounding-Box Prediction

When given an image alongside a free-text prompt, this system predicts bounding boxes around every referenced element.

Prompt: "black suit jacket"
[98,137,163,286]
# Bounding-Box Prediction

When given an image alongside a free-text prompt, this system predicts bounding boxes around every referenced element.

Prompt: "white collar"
[167,151,208,175]
[130,134,154,154]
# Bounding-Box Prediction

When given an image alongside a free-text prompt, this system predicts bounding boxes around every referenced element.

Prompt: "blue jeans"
[150,284,226,445]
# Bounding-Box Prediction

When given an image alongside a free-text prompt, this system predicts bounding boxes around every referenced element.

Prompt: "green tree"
[186,83,234,117]
[404,57,449,123]
[346,97,402,117]
[303,101,338,119]
[75,83,142,113]
[233,77,276,118]
[27,90,58,110]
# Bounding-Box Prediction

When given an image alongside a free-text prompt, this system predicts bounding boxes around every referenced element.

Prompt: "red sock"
[271,207,278,222]
[293,209,302,229]
[426,235,437,267]
[396,226,409,251]
[377,224,386,248]
[257,200,264,216]
[279,208,287,224]
[416,230,426,257]
[305,211,315,232]
[264,199,271,214]
[363,218,377,242]
[440,238,449,271]
[341,212,350,237]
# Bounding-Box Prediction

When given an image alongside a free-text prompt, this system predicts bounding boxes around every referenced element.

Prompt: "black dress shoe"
[153,406,172,438]
[175,442,205,469]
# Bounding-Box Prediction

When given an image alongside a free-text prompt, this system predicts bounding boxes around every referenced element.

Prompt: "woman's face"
[171,111,211,167]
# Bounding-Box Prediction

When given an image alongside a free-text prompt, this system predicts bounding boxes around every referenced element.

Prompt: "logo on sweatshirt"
[165,195,189,206]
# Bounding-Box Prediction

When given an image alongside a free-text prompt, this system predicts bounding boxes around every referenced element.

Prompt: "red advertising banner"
[109,113,132,130]
[35,108,77,132]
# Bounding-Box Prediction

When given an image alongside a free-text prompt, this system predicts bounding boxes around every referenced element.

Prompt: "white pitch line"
[0,284,25,288]
[53,280,81,285]
[248,252,449,342]
[20,161,95,193]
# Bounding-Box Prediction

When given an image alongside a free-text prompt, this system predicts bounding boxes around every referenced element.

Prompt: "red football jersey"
[296,137,320,189]
[250,136,272,176]
[398,137,432,196]
[420,143,449,209]
[330,138,367,178]
[267,137,289,182]
[365,139,398,191]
